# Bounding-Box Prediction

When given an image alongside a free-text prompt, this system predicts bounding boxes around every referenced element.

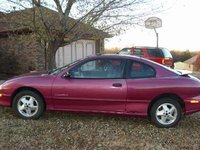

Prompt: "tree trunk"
[46,41,59,70]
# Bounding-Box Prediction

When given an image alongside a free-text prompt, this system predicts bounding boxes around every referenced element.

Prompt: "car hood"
[0,71,50,85]
[9,70,49,79]
[0,70,55,88]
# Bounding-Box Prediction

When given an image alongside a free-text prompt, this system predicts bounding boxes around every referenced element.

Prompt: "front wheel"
[150,98,182,128]
[12,90,45,119]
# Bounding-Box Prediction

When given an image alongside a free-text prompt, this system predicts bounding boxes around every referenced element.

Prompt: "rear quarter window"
[147,48,163,58]
[128,61,156,79]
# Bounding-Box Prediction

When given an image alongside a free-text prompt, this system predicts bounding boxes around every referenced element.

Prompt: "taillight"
[162,58,165,64]
[162,58,173,66]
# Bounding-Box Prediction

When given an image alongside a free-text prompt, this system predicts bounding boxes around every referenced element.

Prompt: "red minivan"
[118,47,174,68]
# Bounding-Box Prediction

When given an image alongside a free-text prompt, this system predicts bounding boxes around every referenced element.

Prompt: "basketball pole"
[154,28,158,48]
[145,17,162,48]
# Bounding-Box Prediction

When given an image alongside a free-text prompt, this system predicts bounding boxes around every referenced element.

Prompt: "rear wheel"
[12,90,45,119]
[150,98,182,128]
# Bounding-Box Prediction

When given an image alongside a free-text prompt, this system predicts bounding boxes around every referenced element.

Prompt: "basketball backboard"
[145,17,162,29]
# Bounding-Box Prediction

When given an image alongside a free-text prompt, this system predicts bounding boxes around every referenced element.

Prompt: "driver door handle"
[112,83,122,87]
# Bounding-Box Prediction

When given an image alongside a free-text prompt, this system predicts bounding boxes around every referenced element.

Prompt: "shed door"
[55,40,95,68]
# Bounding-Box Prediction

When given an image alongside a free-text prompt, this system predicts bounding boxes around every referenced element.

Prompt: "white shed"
[55,39,96,68]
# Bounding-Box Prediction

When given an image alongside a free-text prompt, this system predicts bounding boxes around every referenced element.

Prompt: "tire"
[150,98,182,128]
[12,90,45,119]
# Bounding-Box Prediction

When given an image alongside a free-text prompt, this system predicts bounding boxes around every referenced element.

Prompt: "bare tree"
[2,0,167,69]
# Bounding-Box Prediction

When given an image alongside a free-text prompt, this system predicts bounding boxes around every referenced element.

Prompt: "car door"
[125,60,156,115]
[52,58,127,112]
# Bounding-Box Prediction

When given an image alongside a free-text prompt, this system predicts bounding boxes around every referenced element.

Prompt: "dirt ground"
[0,107,200,150]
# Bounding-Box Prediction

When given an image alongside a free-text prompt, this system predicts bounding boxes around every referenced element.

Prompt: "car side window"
[133,48,144,57]
[69,59,126,79]
[128,61,155,79]
[147,48,163,58]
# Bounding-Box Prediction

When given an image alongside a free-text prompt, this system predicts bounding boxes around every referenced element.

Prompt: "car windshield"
[119,48,131,55]
[48,58,84,75]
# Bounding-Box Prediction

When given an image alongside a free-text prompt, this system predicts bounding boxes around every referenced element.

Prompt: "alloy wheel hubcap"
[156,103,177,125]
[17,95,38,117]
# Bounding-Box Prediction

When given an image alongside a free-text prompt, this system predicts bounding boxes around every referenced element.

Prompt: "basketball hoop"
[145,17,162,29]
[145,17,162,48]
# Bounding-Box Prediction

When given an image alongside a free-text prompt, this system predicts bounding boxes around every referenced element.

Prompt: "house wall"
[0,34,105,75]
[0,34,44,74]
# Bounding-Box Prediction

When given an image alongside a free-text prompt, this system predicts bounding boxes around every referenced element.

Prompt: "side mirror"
[63,72,71,78]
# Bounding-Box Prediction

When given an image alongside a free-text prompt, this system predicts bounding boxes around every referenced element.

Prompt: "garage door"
[55,40,95,68]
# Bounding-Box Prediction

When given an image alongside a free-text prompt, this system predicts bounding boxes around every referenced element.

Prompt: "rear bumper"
[185,95,200,115]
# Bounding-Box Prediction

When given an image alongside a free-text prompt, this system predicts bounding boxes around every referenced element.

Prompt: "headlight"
[0,81,6,90]
[0,84,2,97]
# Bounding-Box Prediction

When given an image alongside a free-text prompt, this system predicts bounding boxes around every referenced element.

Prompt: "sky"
[105,0,200,51]
[1,0,199,51]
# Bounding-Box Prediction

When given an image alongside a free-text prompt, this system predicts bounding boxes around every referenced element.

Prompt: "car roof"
[87,54,159,65]
[133,46,164,49]
[120,46,166,50]
[87,54,141,60]
[84,54,178,77]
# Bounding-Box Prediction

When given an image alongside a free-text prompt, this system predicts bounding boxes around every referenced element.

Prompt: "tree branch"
[64,0,75,16]
[53,0,63,14]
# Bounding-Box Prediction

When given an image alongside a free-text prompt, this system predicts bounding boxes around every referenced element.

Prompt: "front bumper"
[0,83,11,107]
[0,94,11,107]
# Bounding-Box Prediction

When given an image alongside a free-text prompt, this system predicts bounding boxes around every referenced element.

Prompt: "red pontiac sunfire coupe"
[0,54,200,128]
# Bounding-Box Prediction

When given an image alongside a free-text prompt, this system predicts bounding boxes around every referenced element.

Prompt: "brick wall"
[0,34,45,75]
